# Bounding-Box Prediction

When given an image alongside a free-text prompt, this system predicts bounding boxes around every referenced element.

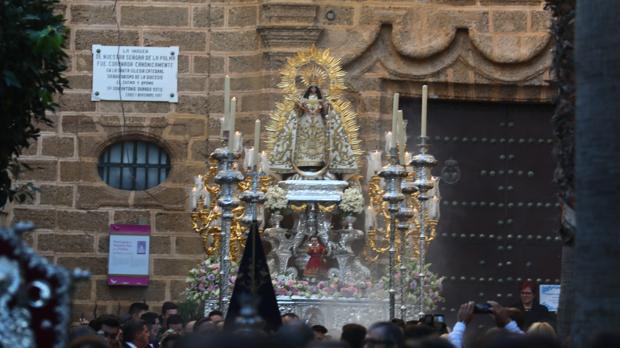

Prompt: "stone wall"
[7,0,552,319]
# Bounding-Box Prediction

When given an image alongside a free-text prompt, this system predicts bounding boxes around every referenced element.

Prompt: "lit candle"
[392,93,400,137]
[421,85,428,137]
[193,175,202,190]
[260,150,269,174]
[233,131,242,153]
[404,151,412,165]
[190,187,197,210]
[227,97,237,149]
[224,75,230,130]
[367,150,383,182]
[244,147,256,170]
[254,119,261,157]
[385,131,394,153]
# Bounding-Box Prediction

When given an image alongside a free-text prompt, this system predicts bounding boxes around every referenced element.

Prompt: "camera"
[473,303,493,314]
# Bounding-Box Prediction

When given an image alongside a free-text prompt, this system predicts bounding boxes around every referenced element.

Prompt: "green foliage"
[0,0,69,207]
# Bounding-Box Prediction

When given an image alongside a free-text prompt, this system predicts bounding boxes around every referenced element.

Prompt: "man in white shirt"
[448,301,524,348]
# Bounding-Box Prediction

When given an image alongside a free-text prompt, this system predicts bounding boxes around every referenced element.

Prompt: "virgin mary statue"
[266,48,362,180]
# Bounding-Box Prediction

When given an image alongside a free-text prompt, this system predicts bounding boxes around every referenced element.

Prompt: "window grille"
[98,140,171,191]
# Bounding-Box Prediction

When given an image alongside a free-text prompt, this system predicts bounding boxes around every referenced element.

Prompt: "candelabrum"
[240,168,266,227]
[378,146,407,320]
[397,190,415,320]
[409,136,438,318]
[211,147,244,312]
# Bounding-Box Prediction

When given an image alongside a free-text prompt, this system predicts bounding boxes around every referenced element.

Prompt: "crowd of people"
[67,282,616,348]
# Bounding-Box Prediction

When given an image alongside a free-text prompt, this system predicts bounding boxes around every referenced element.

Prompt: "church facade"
[7,0,556,320]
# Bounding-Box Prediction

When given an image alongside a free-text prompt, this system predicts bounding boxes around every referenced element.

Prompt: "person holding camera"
[447,301,524,348]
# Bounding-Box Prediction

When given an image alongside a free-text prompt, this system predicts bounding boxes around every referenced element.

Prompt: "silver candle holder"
[211,147,244,312]
[409,136,437,318]
[398,173,417,320]
[240,168,266,226]
[378,146,407,319]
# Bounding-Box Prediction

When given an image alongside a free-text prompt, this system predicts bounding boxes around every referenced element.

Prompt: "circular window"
[98,140,171,191]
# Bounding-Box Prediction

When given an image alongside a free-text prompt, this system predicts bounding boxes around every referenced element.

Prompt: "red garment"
[304,243,325,277]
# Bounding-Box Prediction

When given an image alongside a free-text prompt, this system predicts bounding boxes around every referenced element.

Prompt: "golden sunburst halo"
[266,46,362,164]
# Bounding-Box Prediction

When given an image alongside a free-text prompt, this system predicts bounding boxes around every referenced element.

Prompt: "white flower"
[340,188,364,214]
[265,186,288,211]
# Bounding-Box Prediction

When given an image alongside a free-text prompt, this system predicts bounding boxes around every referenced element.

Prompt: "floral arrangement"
[265,186,288,211]
[184,256,238,303]
[384,260,445,312]
[272,274,384,299]
[339,187,364,215]
[185,256,387,302]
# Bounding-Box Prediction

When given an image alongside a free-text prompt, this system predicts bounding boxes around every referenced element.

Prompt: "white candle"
[365,205,377,230]
[190,187,197,210]
[227,97,237,149]
[224,75,230,130]
[392,93,400,136]
[254,119,261,156]
[193,175,202,190]
[398,110,406,163]
[385,131,394,153]
[421,85,428,137]
[404,151,412,165]
[249,147,256,169]
[244,147,255,170]
[233,131,242,153]
[367,150,383,182]
[219,117,225,138]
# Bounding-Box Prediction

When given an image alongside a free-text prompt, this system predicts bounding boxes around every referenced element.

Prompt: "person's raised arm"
[488,301,524,335]
[448,301,474,348]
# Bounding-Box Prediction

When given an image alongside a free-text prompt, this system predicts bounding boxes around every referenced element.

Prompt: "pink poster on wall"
[108,224,150,286]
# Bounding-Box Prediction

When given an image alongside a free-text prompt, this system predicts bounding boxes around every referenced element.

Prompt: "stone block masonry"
[7,0,552,321]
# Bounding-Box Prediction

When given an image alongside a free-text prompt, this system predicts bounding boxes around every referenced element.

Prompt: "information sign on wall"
[539,284,561,312]
[108,224,150,286]
[92,45,179,102]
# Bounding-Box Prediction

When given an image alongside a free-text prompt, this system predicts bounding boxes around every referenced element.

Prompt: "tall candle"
[392,93,400,136]
[244,147,255,170]
[367,150,383,182]
[190,187,197,210]
[421,85,428,137]
[219,117,225,138]
[254,119,261,156]
[260,150,269,174]
[385,131,394,153]
[365,205,377,230]
[233,131,242,153]
[224,75,230,130]
[227,97,237,149]
[398,110,406,163]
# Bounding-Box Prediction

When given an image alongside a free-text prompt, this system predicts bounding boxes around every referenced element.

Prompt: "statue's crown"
[301,66,326,87]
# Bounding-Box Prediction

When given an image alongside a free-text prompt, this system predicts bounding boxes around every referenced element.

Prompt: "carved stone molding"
[258,25,323,49]
[341,25,551,85]
[260,3,318,26]
[258,2,322,51]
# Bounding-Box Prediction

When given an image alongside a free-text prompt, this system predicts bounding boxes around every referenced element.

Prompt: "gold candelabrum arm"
[192,159,250,262]
[364,175,437,263]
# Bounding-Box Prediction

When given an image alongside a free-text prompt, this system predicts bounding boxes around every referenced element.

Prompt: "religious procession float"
[186,47,443,329]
